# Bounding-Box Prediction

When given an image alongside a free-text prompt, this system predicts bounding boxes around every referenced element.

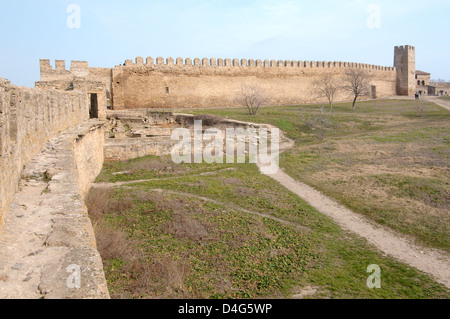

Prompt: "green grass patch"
[368,127,450,144]
[87,156,450,299]
[196,99,449,252]
[88,99,450,298]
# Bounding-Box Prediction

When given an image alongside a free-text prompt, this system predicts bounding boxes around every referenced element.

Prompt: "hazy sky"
[1,0,449,87]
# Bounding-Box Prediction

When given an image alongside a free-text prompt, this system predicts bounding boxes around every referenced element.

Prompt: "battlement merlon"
[117,56,396,72]
[70,61,89,78]
[38,59,116,90]
[39,59,90,81]
[395,45,415,52]
[40,59,88,72]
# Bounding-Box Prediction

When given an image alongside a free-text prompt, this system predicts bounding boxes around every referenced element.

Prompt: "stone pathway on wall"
[0,122,109,299]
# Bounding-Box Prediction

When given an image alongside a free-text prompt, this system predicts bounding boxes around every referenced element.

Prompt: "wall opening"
[371,85,377,99]
[89,93,99,119]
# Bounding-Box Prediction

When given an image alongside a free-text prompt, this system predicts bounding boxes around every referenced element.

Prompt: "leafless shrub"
[238,82,266,115]
[300,105,332,141]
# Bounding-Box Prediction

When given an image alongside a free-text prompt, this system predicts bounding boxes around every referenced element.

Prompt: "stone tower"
[394,45,416,96]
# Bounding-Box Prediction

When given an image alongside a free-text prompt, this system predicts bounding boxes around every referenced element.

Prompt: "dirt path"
[258,129,450,289]
[266,168,450,288]
[423,96,450,111]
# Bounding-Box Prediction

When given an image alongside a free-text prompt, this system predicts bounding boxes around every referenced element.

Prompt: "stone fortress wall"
[0,78,89,227]
[112,55,398,109]
[35,46,417,115]
[36,60,111,120]
[0,77,109,299]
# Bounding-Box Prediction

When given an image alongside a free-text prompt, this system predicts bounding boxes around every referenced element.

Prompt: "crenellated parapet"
[39,45,411,110]
[40,59,91,82]
[118,56,397,73]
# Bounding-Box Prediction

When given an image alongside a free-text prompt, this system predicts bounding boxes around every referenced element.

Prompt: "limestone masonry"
[0,77,89,228]
[35,45,435,119]
[0,77,109,298]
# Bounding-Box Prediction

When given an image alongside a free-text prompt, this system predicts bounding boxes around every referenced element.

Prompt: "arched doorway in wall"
[89,93,99,119]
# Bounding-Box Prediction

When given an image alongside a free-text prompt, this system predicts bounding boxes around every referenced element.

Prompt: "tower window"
[166,87,170,94]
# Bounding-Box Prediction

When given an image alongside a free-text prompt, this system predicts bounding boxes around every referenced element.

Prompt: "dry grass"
[282,124,450,251]
[86,152,450,299]
[85,188,195,299]
[191,99,449,251]
[193,114,222,127]
[128,158,175,174]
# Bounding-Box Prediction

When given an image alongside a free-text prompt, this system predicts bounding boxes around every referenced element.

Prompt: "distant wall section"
[111,57,397,109]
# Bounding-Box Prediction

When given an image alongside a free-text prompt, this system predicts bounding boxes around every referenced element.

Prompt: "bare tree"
[313,76,340,112]
[342,69,372,110]
[300,105,332,141]
[238,82,266,115]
